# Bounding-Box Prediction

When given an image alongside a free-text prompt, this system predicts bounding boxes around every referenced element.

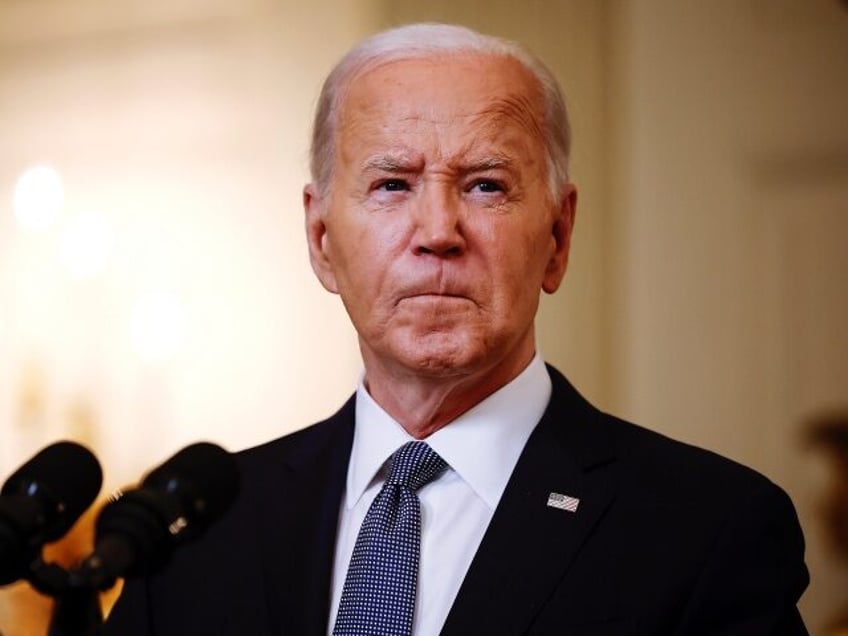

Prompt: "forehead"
[335,53,547,166]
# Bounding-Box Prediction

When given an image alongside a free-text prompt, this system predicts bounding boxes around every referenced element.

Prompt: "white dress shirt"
[328,354,552,635]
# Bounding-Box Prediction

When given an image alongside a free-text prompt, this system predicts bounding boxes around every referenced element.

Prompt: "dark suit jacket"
[105,366,809,635]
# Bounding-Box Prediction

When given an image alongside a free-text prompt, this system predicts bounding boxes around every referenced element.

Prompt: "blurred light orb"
[131,291,187,363]
[14,165,65,231]
[61,212,115,279]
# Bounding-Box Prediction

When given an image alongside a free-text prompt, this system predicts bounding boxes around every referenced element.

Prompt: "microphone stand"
[26,558,105,636]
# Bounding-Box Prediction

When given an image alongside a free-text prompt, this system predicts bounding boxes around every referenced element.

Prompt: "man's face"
[305,53,575,385]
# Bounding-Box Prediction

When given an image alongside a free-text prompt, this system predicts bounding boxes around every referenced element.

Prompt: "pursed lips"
[394,291,477,308]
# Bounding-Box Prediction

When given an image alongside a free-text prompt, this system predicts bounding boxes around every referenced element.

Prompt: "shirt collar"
[347,354,551,510]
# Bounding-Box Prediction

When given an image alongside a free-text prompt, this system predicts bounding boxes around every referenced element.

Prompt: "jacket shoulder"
[234,394,355,474]
[546,364,780,500]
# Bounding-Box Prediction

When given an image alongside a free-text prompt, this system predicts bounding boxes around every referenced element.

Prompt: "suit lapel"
[441,368,618,635]
[255,398,355,636]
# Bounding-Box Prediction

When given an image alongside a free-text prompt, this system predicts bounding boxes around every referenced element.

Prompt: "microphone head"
[1,441,102,585]
[141,442,240,526]
[91,442,240,580]
[1,441,103,543]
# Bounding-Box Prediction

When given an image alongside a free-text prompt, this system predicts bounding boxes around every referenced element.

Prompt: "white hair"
[309,23,571,201]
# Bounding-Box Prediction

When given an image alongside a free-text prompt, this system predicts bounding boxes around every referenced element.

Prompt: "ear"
[303,183,339,293]
[542,183,577,294]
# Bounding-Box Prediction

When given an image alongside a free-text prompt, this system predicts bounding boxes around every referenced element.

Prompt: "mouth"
[396,292,476,309]
[408,292,466,299]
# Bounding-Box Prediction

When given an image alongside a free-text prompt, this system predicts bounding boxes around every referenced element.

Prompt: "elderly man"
[106,23,808,635]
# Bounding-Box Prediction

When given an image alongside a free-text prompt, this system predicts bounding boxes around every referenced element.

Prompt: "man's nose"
[411,188,467,257]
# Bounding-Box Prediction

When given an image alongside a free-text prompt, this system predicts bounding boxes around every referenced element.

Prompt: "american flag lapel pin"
[547,492,580,513]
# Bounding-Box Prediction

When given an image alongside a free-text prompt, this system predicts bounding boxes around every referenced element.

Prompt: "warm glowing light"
[60,212,115,279]
[131,291,187,363]
[14,165,65,231]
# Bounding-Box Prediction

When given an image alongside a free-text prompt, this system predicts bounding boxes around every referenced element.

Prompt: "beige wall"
[1,0,846,632]
[607,2,848,631]
[0,0,374,483]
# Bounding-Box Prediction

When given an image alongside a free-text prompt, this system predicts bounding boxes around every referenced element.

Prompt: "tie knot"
[385,441,447,492]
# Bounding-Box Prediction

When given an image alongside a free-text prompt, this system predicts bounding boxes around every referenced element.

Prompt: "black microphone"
[79,442,239,589]
[0,441,103,586]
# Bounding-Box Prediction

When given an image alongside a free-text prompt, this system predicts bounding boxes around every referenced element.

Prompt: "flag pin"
[547,492,580,513]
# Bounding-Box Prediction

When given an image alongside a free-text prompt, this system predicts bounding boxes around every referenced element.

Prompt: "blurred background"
[0,0,846,633]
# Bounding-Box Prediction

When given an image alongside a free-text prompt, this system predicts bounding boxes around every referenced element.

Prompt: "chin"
[394,333,489,378]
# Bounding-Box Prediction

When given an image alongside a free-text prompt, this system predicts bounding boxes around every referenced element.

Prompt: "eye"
[376,179,410,192]
[469,179,505,194]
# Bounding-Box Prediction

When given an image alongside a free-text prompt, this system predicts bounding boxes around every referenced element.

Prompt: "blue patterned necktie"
[333,441,448,636]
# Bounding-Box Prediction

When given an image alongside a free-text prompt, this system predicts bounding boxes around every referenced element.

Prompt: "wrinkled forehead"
[335,53,547,154]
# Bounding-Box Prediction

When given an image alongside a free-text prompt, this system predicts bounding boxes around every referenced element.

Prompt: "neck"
[362,349,536,439]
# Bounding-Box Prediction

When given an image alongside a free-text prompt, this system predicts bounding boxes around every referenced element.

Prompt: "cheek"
[327,222,401,300]
[492,229,551,297]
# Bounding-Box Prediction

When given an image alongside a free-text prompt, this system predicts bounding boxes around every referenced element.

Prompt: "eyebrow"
[361,154,515,174]
[362,155,421,173]
[460,157,513,173]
